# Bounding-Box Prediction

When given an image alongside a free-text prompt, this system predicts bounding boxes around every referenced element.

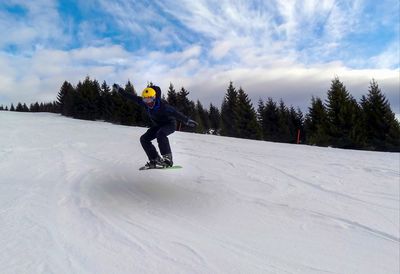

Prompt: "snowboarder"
[113,83,198,169]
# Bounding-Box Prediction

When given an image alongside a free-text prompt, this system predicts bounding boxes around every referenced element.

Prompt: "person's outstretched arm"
[113,84,144,106]
[166,105,198,127]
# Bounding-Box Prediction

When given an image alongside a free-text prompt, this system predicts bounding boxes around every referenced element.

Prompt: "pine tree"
[361,79,400,151]
[113,83,138,126]
[257,99,264,124]
[195,100,210,133]
[174,87,196,131]
[305,96,330,146]
[39,102,57,113]
[125,81,136,95]
[236,87,261,140]
[110,85,125,124]
[100,81,112,120]
[325,77,361,148]
[257,99,265,139]
[22,103,29,112]
[119,101,137,126]
[30,102,40,112]
[16,103,23,112]
[57,81,75,116]
[277,99,291,142]
[260,98,280,141]
[92,79,102,119]
[209,103,221,134]
[167,83,178,107]
[347,97,366,148]
[221,82,239,137]
[73,81,84,118]
[287,106,297,143]
[125,80,144,125]
[57,81,71,113]
[176,87,193,116]
[288,106,304,143]
[74,77,101,120]
[101,81,111,94]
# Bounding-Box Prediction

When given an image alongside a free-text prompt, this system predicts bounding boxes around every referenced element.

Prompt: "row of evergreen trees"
[304,79,400,151]
[0,102,58,112]
[1,76,399,152]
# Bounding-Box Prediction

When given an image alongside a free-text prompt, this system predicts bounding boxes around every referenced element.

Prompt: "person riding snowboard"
[113,83,198,169]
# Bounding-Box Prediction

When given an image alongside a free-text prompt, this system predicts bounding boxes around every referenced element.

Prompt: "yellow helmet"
[141,87,156,98]
[141,87,157,108]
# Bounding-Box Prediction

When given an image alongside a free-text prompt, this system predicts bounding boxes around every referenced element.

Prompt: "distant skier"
[113,83,198,169]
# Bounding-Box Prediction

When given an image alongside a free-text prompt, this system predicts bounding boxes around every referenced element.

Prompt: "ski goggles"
[142,96,156,103]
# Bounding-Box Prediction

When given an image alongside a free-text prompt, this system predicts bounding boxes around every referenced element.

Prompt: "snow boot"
[143,156,164,169]
[162,154,173,167]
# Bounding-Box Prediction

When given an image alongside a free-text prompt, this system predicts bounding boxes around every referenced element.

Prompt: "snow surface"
[0,112,399,274]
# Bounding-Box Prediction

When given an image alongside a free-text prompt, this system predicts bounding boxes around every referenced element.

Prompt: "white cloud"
[0,44,398,115]
[0,0,398,115]
[0,0,68,51]
[210,40,234,60]
[70,45,130,64]
[93,0,399,71]
[167,62,399,112]
[369,41,400,69]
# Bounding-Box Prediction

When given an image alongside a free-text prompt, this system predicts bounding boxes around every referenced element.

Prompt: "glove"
[186,119,198,128]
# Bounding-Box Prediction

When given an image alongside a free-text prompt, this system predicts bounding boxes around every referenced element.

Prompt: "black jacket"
[117,85,189,127]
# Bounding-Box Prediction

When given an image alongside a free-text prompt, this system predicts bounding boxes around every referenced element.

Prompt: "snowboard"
[139,165,183,171]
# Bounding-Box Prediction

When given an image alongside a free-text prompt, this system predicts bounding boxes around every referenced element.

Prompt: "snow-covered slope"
[1,112,399,274]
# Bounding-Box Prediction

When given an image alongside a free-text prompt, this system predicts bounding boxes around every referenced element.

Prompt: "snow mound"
[1,112,399,274]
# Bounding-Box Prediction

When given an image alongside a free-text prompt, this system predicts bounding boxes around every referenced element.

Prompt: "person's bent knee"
[140,134,148,144]
[156,130,167,140]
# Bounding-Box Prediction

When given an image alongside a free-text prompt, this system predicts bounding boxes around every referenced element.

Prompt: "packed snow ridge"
[1,112,399,274]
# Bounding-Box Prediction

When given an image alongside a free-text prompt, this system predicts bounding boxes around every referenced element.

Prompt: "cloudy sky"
[0,0,399,113]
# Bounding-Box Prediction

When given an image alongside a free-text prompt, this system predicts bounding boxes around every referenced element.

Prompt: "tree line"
[1,76,399,152]
[0,102,58,112]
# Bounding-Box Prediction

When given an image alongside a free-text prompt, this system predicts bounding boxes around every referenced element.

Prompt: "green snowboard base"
[139,165,183,171]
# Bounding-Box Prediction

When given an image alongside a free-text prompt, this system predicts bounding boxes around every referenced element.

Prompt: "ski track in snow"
[0,112,399,274]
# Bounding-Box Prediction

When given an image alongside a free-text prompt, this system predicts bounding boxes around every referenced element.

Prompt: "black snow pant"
[140,124,175,160]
